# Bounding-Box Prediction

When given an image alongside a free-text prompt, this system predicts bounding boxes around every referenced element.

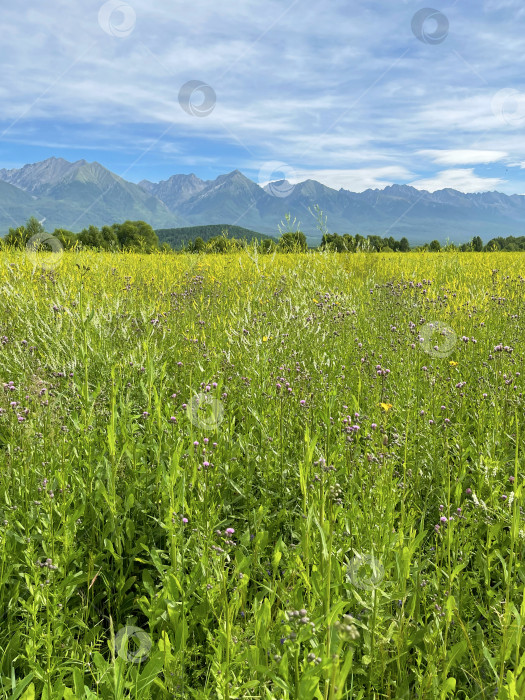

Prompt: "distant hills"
[0,158,176,233]
[1,157,525,244]
[156,224,277,250]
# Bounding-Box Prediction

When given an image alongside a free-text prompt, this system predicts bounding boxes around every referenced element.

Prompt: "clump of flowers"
[335,614,360,641]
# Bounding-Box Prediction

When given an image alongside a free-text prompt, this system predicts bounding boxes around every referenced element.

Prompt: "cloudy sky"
[2,0,525,193]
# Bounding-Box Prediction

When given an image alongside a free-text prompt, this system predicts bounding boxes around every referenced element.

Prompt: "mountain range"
[1,157,525,244]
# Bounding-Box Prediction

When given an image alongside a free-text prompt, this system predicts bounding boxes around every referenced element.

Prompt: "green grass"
[0,249,523,699]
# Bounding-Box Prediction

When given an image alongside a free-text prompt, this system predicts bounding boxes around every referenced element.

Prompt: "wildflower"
[379,403,392,412]
[225,527,235,535]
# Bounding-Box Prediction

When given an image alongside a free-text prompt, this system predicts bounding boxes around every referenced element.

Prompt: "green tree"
[53,229,77,250]
[5,216,45,248]
[471,235,483,252]
[78,225,104,249]
[206,236,228,253]
[189,236,205,253]
[278,231,307,252]
[399,237,410,252]
[112,221,159,252]
[342,234,355,251]
[429,240,441,252]
[260,238,276,253]
[367,235,383,252]
[321,233,347,252]
[100,225,119,250]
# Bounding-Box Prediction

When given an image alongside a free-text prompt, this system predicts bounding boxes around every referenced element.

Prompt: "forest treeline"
[1,216,525,253]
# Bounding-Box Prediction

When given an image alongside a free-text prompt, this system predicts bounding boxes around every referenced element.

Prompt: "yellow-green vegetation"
[0,248,524,698]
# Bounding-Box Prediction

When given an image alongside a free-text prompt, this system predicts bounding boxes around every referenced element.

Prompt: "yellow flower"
[449,361,458,366]
[313,298,319,303]
[379,403,393,412]
[262,336,268,342]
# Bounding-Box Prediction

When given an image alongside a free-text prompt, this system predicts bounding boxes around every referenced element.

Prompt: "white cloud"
[418,149,508,166]
[2,1,525,191]
[410,168,506,193]
[265,166,415,192]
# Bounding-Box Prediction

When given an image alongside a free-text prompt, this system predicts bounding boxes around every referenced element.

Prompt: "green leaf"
[136,651,164,694]
[10,675,34,700]
[15,680,35,700]
[73,668,84,698]
[440,677,456,699]
[297,673,320,699]
[443,640,467,676]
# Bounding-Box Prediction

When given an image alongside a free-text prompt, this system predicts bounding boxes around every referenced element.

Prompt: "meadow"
[0,247,523,699]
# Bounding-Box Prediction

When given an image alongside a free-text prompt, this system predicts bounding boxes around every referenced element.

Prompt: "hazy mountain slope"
[2,158,525,244]
[0,158,180,232]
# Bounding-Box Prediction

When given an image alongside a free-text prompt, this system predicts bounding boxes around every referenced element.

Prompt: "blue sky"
[2,0,525,193]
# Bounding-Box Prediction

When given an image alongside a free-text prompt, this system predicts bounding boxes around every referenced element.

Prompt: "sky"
[1,0,525,194]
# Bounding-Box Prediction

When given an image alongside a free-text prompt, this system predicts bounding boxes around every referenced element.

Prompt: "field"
[0,248,524,699]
